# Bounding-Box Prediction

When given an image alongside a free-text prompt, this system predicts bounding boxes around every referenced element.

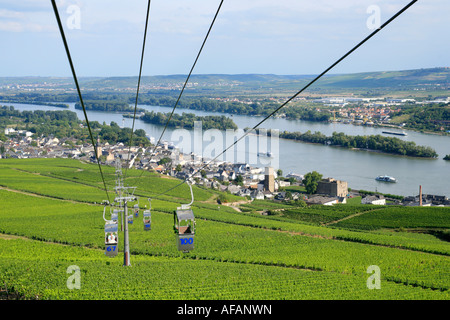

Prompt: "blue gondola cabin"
[143,210,151,231]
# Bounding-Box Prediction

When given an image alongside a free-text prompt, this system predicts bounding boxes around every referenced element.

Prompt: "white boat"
[258,152,273,158]
[375,175,397,183]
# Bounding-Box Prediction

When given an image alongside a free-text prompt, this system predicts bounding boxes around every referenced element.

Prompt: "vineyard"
[0,158,449,300]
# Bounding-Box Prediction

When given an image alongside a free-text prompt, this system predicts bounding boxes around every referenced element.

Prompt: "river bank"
[249,128,439,159]
[4,102,450,197]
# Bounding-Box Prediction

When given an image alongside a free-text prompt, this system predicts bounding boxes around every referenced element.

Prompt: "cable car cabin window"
[178,221,192,234]
[104,222,118,242]
[174,209,195,235]
[105,232,118,244]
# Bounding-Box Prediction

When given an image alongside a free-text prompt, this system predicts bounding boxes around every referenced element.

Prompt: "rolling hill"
[1,67,448,94]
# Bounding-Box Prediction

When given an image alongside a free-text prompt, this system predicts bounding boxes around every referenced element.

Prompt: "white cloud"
[0,2,56,33]
[0,9,25,19]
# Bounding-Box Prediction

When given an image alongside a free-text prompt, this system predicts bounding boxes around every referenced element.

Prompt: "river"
[6,102,450,197]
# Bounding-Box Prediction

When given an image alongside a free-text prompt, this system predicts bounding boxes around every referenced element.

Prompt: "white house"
[361,195,386,205]
[4,128,15,135]
[45,137,60,146]
[218,169,229,181]
[278,180,291,188]
[250,190,265,200]
[306,196,339,206]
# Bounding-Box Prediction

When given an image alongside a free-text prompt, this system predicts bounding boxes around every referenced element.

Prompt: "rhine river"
[7,102,450,198]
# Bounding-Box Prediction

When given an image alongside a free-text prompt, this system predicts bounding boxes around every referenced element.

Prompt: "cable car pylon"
[112,158,137,267]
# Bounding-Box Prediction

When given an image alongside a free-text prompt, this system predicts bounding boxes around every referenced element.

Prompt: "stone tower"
[264,167,275,193]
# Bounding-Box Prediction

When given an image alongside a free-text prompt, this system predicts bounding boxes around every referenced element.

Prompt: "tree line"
[0,106,150,147]
[137,95,330,122]
[140,111,238,130]
[74,100,138,112]
[253,127,438,158]
[395,103,450,133]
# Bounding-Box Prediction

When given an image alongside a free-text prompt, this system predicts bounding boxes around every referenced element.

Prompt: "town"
[2,127,449,207]
[313,95,450,127]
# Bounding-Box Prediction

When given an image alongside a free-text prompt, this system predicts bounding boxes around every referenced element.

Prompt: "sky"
[0,0,449,77]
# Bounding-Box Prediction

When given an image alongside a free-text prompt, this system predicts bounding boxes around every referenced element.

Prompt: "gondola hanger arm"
[181,179,194,210]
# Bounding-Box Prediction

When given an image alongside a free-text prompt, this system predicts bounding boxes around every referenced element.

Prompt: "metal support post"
[123,200,131,266]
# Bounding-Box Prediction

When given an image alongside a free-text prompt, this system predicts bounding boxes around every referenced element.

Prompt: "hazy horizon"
[1,66,449,79]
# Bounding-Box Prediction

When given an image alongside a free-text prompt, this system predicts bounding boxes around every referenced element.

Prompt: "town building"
[306,196,341,206]
[361,194,386,205]
[264,167,275,193]
[316,177,348,197]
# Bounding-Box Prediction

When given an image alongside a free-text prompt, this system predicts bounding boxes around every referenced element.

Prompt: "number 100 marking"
[180,238,193,245]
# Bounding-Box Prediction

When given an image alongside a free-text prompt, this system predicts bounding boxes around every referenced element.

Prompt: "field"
[0,158,449,300]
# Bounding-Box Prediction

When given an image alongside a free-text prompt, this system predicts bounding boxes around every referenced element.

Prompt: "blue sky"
[0,0,448,77]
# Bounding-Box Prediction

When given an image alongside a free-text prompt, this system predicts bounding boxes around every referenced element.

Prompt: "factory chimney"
[419,185,422,207]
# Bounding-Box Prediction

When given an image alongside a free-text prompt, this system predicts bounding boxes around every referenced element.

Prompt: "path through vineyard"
[322,207,385,226]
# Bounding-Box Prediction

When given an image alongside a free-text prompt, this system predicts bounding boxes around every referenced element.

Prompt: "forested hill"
[80,67,450,88]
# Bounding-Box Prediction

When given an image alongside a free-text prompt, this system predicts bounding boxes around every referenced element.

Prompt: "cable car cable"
[148,0,418,200]
[124,0,152,180]
[189,0,418,180]
[134,0,224,184]
[51,0,111,203]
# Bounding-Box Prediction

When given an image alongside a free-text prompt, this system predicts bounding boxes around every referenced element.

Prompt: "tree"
[159,157,172,166]
[276,169,283,179]
[302,171,323,194]
[217,194,230,204]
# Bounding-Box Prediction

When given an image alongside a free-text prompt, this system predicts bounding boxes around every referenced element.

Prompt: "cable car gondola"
[127,214,134,224]
[173,181,196,253]
[143,199,151,231]
[103,204,118,257]
[104,221,119,257]
[133,204,139,218]
[133,198,139,218]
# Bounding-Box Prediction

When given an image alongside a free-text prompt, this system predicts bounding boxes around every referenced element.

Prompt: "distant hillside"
[0,67,448,92]
[316,67,450,88]
[81,67,450,89]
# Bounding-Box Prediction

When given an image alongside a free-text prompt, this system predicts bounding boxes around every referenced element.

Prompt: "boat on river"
[382,130,407,136]
[375,175,397,183]
[258,152,273,158]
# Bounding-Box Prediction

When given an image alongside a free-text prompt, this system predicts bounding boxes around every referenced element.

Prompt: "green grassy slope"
[0,158,449,300]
